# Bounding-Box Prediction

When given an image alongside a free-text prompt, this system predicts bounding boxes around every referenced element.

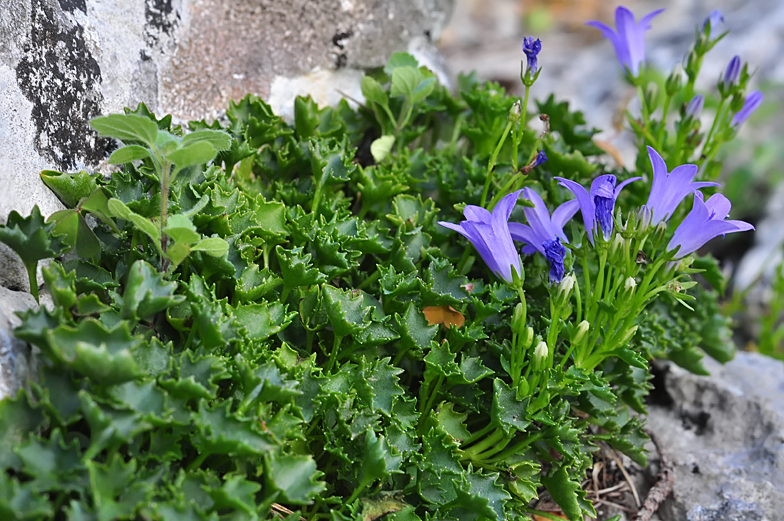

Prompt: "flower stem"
[480,120,514,208]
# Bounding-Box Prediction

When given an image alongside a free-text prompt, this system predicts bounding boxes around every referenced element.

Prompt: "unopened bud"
[572,320,590,345]
[683,48,699,78]
[644,82,659,113]
[620,276,637,302]
[665,65,684,96]
[523,326,534,348]
[533,341,548,370]
[652,221,668,247]
[512,302,525,332]
[555,273,576,305]
[620,325,639,346]
[723,55,741,88]
[685,94,704,120]
[637,205,652,235]
[609,233,625,261]
[509,101,522,123]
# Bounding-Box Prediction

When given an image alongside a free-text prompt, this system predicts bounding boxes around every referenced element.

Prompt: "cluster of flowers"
[441,6,758,286]
[440,147,753,284]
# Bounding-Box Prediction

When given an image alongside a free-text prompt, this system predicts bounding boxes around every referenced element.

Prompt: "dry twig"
[634,430,674,521]
[600,442,641,508]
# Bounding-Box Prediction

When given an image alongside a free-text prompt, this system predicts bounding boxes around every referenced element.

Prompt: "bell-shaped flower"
[554,174,641,245]
[586,6,664,77]
[523,36,542,77]
[438,190,524,284]
[668,192,753,259]
[508,188,579,283]
[644,146,718,226]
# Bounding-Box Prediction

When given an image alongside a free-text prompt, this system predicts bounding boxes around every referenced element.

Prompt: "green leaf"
[90,114,159,147]
[265,453,326,504]
[160,351,227,400]
[164,214,200,244]
[181,129,232,151]
[541,465,590,521]
[433,402,471,444]
[193,401,275,456]
[107,198,161,247]
[108,145,152,164]
[395,304,437,353]
[16,430,84,493]
[276,246,327,288]
[166,141,218,169]
[361,76,389,108]
[0,206,69,276]
[122,260,184,321]
[322,285,371,338]
[40,170,99,207]
[0,472,54,520]
[233,301,294,341]
[42,261,77,311]
[384,52,419,74]
[370,135,395,163]
[491,379,531,434]
[0,393,44,469]
[191,237,229,257]
[235,265,283,303]
[206,474,261,514]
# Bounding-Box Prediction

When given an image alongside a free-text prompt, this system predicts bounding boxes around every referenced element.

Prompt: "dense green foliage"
[0,52,736,521]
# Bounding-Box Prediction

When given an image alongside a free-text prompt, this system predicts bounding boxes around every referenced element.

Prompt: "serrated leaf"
[491,379,531,434]
[276,246,327,288]
[122,260,184,320]
[193,401,275,456]
[395,303,437,353]
[541,466,587,521]
[233,301,294,341]
[235,265,283,303]
[322,285,371,338]
[40,170,99,207]
[90,114,159,147]
[265,453,325,504]
[0,394,44,470]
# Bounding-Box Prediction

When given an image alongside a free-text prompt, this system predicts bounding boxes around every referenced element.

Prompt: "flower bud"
[555,273,575,305]
[619,325,639,346]
[665,65,684,96]
[509,101,522,124]
[522,326,534,348]
[685,94,704,120]
[533,341,548,371]
[719,55,741,97]
[682,48,699,78]
[620,276,637,302]
[609,233,625,262]
[572,320,590,345]
[512,302,525,332]
[652,221,668,247]
[644,82,659,113]
[637,205,652,235]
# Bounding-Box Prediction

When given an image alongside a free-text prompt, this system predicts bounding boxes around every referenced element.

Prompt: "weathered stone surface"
[646,352,784,520]
[0,0,454,292]
[0,286,37,401]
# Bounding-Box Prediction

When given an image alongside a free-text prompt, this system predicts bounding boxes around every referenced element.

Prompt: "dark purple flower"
[722,55,741,89]
[438,190,523,284]
[532,150,548,168]
[554,174,641,244]
[523,37,542,76]
[731,90,764,128]
[644,146,718,226]
[703,10,724,31]
[685,94,704,119]
[586,6,664,77]
[668,192,754,259]
[508,187,579,282]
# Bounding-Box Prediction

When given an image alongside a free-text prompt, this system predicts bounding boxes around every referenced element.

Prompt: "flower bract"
[586,6,664,77]
[438,190,524,284]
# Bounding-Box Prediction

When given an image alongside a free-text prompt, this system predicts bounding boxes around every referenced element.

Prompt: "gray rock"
[0,286,37,401]
[0,0,454,292]
[646,352,784,521]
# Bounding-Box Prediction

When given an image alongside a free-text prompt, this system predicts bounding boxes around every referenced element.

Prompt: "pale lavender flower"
[703,10,724,30]
[508,188,579,282]
[554,174,641,244]
[668,192,753,259]
[644,146,718,226]
[685,94,704,119]
[438,190,523,284]
[586,6,664,77]
[523,37,542,76]
[731,90,764,128]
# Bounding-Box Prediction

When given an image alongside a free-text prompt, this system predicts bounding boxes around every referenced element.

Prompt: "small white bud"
[572,320,590,345]
[533,341,549,370]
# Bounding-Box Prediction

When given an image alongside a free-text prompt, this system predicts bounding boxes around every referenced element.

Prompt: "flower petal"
[556,177,595,243]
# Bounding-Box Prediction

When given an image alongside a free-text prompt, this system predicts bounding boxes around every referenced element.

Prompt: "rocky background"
[1,0,783,519]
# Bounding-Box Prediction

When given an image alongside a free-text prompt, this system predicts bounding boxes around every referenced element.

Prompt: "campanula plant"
[0,6,759,521]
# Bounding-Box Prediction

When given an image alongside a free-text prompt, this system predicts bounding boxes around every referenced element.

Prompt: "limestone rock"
[646,352,784,520]
[0,286,37,401]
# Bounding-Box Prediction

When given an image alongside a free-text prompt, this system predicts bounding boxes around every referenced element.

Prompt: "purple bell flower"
[586,6,664,77]
[508,187,579,283]
[731,90,764,128]
[523,37,542,76]
[554,174,641,244]
[644,146,718,226]
[438,190,524,284]
[703,10,724,30]
[668,192,754,259]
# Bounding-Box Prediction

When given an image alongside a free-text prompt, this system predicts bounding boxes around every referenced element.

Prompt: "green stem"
[325,335,343,373]
[488,429,546,463]
[25,262,39,303]
[462,423,495,446]
[701,98,727,163]
[357,270,380,290]
[479,120,514,208]
[656,93,672,145]
[461,428,505,459]
[521,85,530,126]
[186,451,211,471]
